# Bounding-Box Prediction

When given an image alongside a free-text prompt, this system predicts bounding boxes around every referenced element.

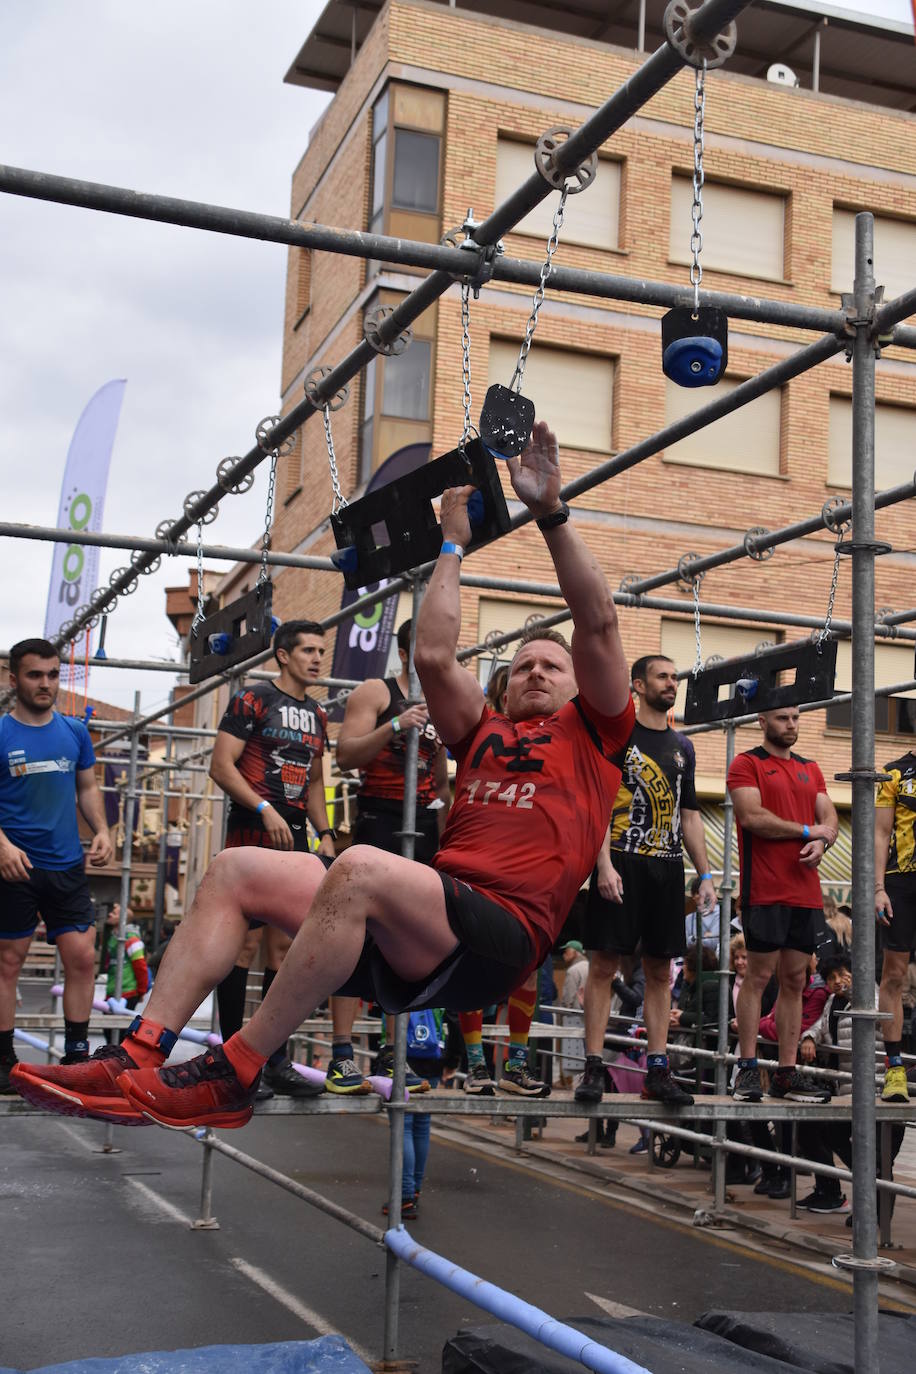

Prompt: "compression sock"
[332,1040,354,1063]
[459,1010,485,1069]
[0,1029,14,1059]
[64,1020,90,1058]
[739,1057,759,1068]
[507,987,537,1066]
[647,1053,669,1071]
[216,964,249,1041]
[224,1031,268,1089]
[123,1017,177,1068]
[885,1040,903,1067]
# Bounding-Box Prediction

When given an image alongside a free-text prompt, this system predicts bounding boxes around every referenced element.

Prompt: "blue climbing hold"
[331,546,360,576]
[208,632,233,656]
[662,335,724,387]
[735,677,758,701]
[467,490,485,526]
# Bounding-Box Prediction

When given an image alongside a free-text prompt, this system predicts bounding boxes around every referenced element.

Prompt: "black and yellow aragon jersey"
[876,752,916,875]
[609,721,698,861]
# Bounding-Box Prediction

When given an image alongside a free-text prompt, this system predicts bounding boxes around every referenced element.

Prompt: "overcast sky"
[0,1,911,717]
[0,1,328,715]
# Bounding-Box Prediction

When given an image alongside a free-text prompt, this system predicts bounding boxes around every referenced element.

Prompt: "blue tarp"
[0,1335,371,1374]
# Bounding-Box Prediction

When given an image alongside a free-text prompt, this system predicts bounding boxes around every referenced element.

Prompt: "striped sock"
[507,986,537,1065]
[459,1010,485,1068]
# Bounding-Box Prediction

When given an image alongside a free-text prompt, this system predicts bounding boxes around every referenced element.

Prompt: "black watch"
[318,828,337,841]
[536,501,570,532]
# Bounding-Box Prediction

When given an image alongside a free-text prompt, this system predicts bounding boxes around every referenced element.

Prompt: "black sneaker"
[463,1062,496,1096]
[768,1067,831,1103]
[0,1052,19,1095]
[574,1056,605,1103]
[733,1065,763,1102]
[797,1190,850,1214]
[262,1057,325,1098]
[376,1045,430,1094]
[641,1065,694,1106]
[498,1061,551,1098]
[767,1169,790,1199]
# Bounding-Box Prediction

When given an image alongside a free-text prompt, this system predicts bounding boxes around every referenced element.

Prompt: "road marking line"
[585,1293,646,1319]
[126,1176,194,1227]
[229,1258,373,1366]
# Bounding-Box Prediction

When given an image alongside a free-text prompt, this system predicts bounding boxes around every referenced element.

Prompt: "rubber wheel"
[652,1132,681,1169]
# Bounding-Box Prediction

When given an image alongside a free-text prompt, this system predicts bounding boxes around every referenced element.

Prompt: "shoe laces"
[331,1057,361,1077]
[160,1049,234,1089]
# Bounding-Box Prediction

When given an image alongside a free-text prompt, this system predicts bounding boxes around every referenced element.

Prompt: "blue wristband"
[256,800,271,815]
[440,541,464,561]
[700,872,712,881]
[802,824,810,840]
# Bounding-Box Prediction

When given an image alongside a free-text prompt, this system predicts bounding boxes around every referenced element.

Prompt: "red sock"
[223,1032,268,1088]
[459,1010,483,1042]
[124,1019,171,1068]
[508,987,536,1047]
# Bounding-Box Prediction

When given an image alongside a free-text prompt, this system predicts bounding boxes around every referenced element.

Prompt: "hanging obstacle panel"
[662,305,728,387]
[188,582,275,684]
[683,638,838,725]
[331,438,510,590]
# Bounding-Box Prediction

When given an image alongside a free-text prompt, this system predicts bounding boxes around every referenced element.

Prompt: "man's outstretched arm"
[507,422,630,719]
[415,485,486,751]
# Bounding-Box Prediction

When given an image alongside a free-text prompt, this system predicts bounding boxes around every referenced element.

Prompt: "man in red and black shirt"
[728,706,838,1104]
[13,422,636,1132]
[330,617,450,1093]
[209,618,335,1100]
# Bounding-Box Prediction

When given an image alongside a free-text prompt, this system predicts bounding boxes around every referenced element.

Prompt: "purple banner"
[326,442,430,721]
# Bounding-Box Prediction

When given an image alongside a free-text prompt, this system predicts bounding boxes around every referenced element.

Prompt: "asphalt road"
[1,1102,865,1373]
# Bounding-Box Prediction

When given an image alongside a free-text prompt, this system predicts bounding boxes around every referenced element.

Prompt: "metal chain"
[258,452,278,584]
[460,281,473,452]
[689,59,707,316]
[511,186,569,392]
[816,541,844,647]
[323,406,347,513]
[692,577,703,675]
[190,521,205,638]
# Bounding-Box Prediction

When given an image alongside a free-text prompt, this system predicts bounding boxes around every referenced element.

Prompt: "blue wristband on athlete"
[256,800,271,815]
[440,541,464,560]
[802,824,810,840]
[700,872,712,881]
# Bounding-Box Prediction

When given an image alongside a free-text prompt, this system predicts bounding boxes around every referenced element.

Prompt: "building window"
[826,641,916,735]
[663,377,782,476]
[495,139,620,250]
[831,209,916,321]
[359,290,436,483]
[477,598,566,686]
[487,339,613,452]
[660,618,782,716]
[827,395,915,489]
[669,176,786,281]
[367,83,444,256]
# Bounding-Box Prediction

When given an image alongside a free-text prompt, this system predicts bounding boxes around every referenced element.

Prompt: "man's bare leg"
[55,927,97,1023]
[642,955,673,1057]
[234,846,459,1060]
[773,948,809,1067]
[142,848,328,1035]
[582,950,619,1056]
[736,950,779,1060]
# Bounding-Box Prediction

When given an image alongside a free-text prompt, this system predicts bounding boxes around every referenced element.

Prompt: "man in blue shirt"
[0,638,112,1090]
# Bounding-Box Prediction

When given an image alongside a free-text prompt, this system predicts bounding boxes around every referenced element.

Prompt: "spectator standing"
[0,638,112,1089]
[558,940,588,1086]
[335,618,449,1093]
[728,706,838,1103]
[209,620,333,1100]
[874,749,916,1101]
[381,1009,445,1221]
[576,654,717,1107]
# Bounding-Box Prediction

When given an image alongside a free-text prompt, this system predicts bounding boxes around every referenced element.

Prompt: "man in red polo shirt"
[728,706,838,1103]
[13,421,637,1130]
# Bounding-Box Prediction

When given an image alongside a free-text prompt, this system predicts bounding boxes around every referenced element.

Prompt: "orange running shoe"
[118,1045,258,1129]
[11,1046,147,1126]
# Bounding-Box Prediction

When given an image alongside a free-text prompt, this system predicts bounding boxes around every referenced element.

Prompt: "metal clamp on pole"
[364,304,412,357]
[664,0,738,68]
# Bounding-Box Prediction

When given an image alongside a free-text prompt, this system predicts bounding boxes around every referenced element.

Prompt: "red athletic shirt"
[358,678,441,807]
[433,693,635,969]
[727,746,827,909]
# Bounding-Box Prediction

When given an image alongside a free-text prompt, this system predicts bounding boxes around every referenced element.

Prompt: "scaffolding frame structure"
[3,0,916,1367]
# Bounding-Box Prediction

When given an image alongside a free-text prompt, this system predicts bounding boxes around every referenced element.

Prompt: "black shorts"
[225,811,312,853]
[334,871,533,1015]
[881,874,916,954]
[354,798,439,866]
[0,863,93,942]
[743,903,824,955]
[583,851,686,960]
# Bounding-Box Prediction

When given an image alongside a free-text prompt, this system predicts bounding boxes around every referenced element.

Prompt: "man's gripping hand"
[440,484,474,549]
[507,420,562,520]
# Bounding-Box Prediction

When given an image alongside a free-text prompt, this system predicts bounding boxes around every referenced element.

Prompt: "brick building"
[210,0,916,883]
